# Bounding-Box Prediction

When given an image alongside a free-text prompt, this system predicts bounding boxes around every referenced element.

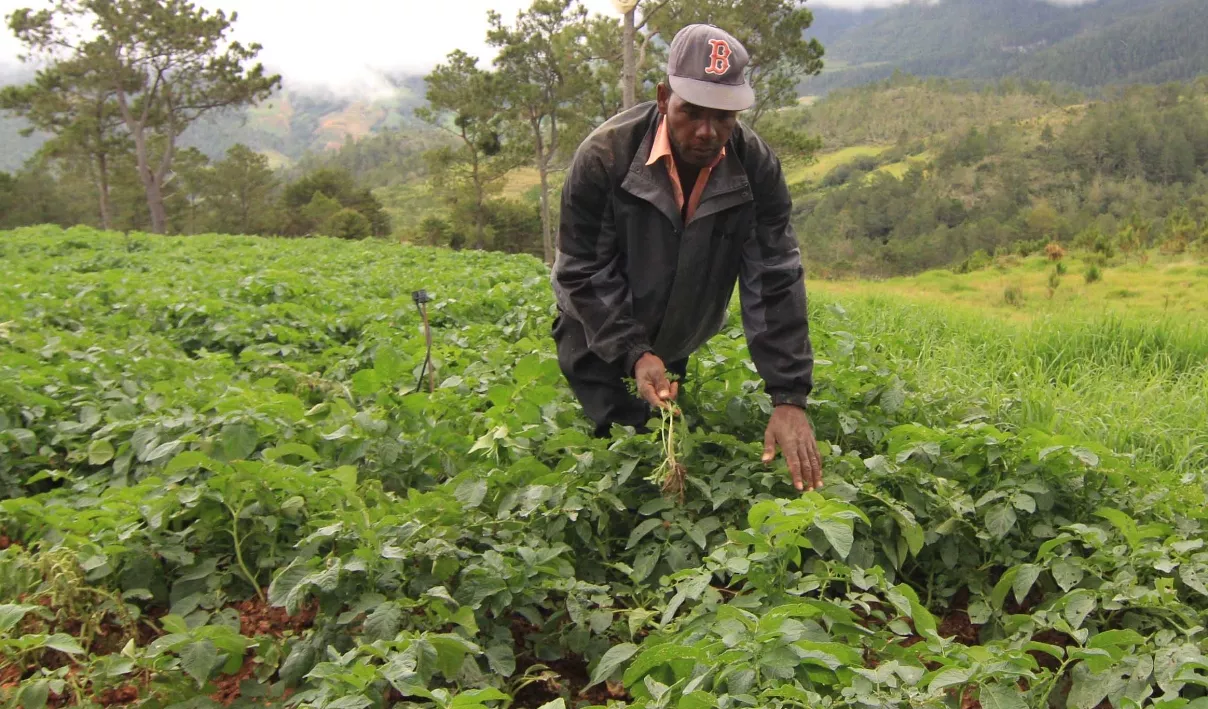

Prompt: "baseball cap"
[666,24,755,112]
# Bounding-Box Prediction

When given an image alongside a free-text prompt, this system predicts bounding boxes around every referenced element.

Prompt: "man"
[550,23,822,493]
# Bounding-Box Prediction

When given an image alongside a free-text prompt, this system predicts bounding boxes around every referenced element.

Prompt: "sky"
[0,0,1094,93]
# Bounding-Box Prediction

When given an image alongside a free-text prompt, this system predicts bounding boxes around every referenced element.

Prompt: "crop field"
[2,226,1208,709]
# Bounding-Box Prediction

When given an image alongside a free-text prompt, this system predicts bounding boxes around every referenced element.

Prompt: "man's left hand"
[762,405,823,493]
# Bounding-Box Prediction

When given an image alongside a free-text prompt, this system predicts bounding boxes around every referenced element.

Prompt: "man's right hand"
[634,352,678,410]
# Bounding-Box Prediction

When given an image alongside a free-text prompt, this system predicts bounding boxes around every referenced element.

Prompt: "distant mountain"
[802,5,888,49]
[0,67,434,173]
[801,0,1208,94]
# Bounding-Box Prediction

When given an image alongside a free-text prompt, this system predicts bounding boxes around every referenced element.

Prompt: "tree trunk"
[95,151,111,231]
[472,159,486,251]
[144,172,168,234]
[622,8,636,110]
[533,117,553,265]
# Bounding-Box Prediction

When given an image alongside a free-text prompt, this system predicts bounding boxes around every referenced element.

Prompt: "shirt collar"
[645,115,726,169]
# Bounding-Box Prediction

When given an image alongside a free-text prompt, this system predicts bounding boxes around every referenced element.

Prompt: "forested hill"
[803,0,1208,95]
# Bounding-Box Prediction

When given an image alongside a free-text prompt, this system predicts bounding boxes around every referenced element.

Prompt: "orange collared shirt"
[645,116,725,224]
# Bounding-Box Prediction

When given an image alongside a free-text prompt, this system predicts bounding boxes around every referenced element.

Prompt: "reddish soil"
[937,611,980,645]
[199,598,315,707]
[98,685,140,707]
[233,597,316,638]
[0,663,22,690]
[211,654,258,707]
[960,685,982,709]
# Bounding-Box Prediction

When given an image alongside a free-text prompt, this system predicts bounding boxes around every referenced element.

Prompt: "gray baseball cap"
[666,24,755,112]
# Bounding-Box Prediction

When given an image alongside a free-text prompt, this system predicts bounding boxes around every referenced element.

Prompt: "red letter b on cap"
[705,39,731,75]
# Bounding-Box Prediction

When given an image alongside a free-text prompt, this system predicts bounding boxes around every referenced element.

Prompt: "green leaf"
[588,643,638,688]
[44,634,85,655]
[374,345,405,381]
[682,520,708,550]
[18,679,49,709]
[180,639,220,687]
[0,604,39,632]
[1088,629,1146,650]
[1068,661,1117,709]
[1051,559,1085,592]
[88,439,115,465]
[165,451,214,475]
[880,378,906,414]
[486,643,516,677]
[268,560,313,609]
[980,682,1027,709]
[220,422,259,460]
[362,604,401,642]
[1070,447,1100,467]
[144,439,183,462]
[263,442,319,462]
[888,504,924,556]
[985,503,1017,539]
[928,667,972,693]
[1025,641,1066,661]
[623,644,707,687]
[679,692,718,709]
[1013,564,1041,605]
[1063,590,1096,629]
[627,518,664,550]
[814,517,854,559]
[455,479,488,508]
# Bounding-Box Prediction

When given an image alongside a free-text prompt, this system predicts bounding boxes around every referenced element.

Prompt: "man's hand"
[633,352,678,410]
[762,404,823,492]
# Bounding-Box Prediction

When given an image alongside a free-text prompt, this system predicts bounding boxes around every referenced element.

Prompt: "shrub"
[1004,283,1025,307]
[1055,261,1067,275]
[958,249,992,273]
[325,208,372,240]
[1084,264,1102,283]
[1044,242,1066,261]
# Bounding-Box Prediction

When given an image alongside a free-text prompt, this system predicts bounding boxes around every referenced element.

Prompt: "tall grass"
[812,292,1208,477]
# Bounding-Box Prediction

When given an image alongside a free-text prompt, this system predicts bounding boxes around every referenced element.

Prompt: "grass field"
[815,252,1208,320]
[781,144,889,185]
[2,226,1206,708]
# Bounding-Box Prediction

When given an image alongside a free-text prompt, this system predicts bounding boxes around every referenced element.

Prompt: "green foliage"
[282,167,390,238]
[325,208,372,240]
[1085,264,1103,283]
[795,79,1208,277]
[0,227,1206,708]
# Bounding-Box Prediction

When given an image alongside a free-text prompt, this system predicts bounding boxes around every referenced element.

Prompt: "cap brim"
[668,74,755,112]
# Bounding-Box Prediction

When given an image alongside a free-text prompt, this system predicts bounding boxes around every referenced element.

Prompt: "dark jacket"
[550,101,813,408]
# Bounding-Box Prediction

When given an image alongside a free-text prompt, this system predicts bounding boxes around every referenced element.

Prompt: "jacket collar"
[620,107,752,230]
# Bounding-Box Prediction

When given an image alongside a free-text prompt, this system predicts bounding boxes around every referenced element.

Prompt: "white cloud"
[0,0,619,93]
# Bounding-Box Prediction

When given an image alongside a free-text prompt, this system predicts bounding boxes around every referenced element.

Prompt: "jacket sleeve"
[737,135,814,409]
[551,145,653,376]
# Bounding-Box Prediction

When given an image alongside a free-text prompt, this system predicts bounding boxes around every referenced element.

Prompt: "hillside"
[802,0,1208,95]
[776,75,1208,277]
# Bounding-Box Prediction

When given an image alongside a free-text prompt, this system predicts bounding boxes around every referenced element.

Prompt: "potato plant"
[0,226,1206,709]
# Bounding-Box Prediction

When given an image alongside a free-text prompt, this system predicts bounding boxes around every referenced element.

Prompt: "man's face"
[657,83,738,169]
